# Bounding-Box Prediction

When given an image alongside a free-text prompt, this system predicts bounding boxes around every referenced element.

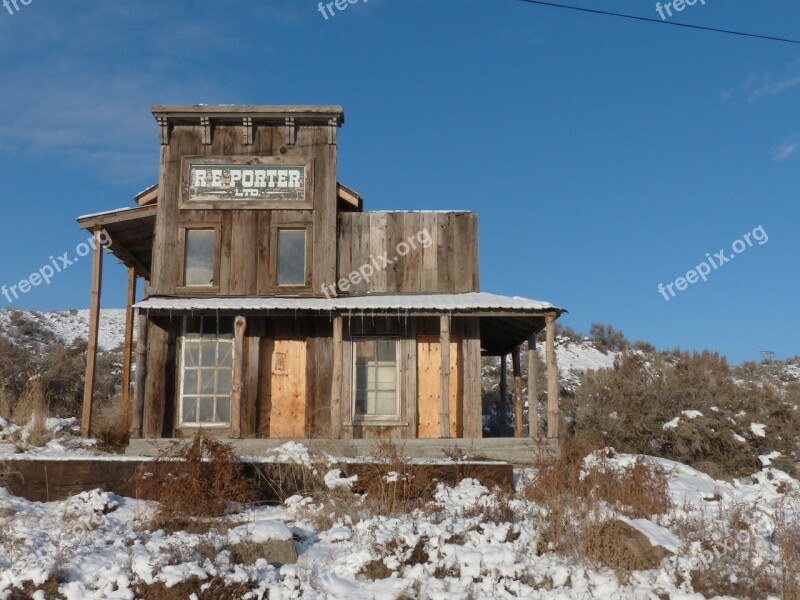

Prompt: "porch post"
[330,315,343,438]
[81,226,104,438]
[230,316,246,439]
[499,354,508,436]
[528,333,540,439]
[439,315,451,438]
[512,346,523,438]
[131,312,148,438]
[545,314,559,439]
[120,267,136,435]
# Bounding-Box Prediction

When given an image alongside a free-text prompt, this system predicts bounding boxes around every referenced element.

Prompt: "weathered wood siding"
[337,212,479,294]
[150,122,337,297]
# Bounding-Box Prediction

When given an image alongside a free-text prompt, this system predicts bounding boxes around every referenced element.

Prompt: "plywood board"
[260,339,307,438]
[417,335,462,438]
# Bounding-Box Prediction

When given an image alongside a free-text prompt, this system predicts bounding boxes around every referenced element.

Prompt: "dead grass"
[575,351,800,479]
[12,378,51,448]
[133,578,254,600]
[523,433,672,567]
[133,431,257,529]
[91,410,129,454]
[357,441,440,517]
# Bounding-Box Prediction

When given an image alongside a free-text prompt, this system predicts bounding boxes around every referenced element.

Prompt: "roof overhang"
[134,293,566,355]
[152,105,345,125]
[77,205,156,279]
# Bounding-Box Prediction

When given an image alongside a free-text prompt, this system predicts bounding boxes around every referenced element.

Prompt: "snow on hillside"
[0,309,126,351]
[552,337,619,387]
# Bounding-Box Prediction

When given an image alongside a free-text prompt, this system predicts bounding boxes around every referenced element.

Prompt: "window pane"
[216,369,232,395]
[199,397,215,423]
[200,370,216,395]
[182,397,197,423]
[184,342,200,368]
[183,369,198,395]
[184,230,215,286]
[277,229,306,286]
[216,398,231,423]
[353,339,398,418]
[201,342,217,367]
[218,344,233,367]
[377,340,396,362]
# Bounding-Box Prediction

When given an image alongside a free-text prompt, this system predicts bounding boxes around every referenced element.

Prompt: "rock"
[584,519,674,570]
[258,539,298,566]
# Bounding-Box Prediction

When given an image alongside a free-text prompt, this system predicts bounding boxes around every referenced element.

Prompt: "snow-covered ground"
[0,443,797,599]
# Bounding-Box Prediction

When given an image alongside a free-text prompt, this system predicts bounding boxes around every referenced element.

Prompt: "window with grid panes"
[179,317,234,426]
[352,338,399,420]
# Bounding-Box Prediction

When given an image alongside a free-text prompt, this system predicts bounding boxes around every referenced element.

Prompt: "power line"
[515,0,800,45]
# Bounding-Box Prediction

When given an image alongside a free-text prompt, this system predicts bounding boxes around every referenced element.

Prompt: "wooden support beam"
[512,346,523,438]
[499,354,508,436]
[439,315,451,438]
[230,316,246,439]
[546,314,559,439]
[130,313,148,438]
[330,315,343,438]
[462,318,482,438]
[528,333,539,439]
[81,227,104,438]
[119,267,136,437]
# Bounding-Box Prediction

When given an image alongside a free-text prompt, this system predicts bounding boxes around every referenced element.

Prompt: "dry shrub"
[134,431,257,527]
[0,384,11,421]
[357,441,439,516]
[133,578,254,600]
[252,460,327,503]
[91,410,129,453]
[13,378,51,448]
[776,506,800,599]
[575,351,800,479]
[524,434,671,563]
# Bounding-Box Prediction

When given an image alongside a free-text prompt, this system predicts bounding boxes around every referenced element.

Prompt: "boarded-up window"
[179,318,233,427]
[277,229,306,286]
[184,229,215,286]
[353,338,399,419]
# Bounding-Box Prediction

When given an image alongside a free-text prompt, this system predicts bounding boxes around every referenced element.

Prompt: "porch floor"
[126,437,559,466]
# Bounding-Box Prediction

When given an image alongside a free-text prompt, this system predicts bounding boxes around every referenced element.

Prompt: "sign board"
[187,164,306,203]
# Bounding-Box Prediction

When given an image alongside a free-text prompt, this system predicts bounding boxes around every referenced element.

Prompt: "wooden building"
[77,105,565,445]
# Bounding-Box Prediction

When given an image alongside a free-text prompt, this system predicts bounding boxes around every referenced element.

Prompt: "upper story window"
[183,229,216,287]
[276,228,307,287]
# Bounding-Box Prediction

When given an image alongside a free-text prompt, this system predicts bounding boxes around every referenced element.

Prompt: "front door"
[259,339,307,438]
[416,335,462,438]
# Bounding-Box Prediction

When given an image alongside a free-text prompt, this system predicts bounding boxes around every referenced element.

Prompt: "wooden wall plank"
[439,316,451,438]
[143,318,170,438]
[462,318,482,438]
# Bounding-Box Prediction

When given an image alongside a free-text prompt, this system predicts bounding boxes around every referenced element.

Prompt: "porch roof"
[133,292,565,315]
[134,293,566,355]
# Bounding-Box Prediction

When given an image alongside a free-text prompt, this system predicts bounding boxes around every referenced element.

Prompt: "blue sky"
[0,0,797,363]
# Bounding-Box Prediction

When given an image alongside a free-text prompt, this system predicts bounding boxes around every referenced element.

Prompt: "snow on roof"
[134,292,565,314]
[76,206,139,221]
